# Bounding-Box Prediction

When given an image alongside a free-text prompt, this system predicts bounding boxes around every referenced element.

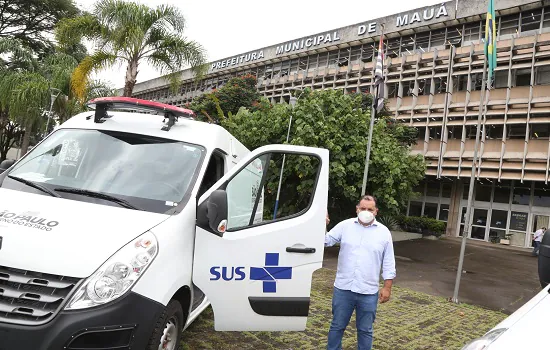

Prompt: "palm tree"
[3,53,79,156]
[0,38,117,159]
[0,38,81,157]
[55,0,208,99]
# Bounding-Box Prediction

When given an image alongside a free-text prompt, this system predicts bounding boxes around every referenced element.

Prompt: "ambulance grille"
[0,265,81,325]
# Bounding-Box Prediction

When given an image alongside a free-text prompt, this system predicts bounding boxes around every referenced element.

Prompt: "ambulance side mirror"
[197,189,228,237]
[0,159,15,174]
[538,229,550,288]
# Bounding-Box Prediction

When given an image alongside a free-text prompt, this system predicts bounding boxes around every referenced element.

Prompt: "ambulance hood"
[0,188,169,278]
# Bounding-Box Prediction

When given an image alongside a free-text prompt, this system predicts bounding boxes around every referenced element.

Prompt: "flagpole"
[361,30,384,196]
[361,83,379,196]
[452,50,488,304]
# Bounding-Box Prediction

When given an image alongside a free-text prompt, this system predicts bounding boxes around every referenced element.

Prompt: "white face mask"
[358,210,375,225]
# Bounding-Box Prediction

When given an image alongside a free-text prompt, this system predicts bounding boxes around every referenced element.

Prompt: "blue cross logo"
[250,253,292,293]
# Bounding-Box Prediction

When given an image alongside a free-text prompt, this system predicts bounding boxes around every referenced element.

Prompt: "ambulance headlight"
[65,231,158,310]
[461,328,507,350]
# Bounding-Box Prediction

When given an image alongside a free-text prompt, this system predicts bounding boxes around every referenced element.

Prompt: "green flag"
[485,0,497,87]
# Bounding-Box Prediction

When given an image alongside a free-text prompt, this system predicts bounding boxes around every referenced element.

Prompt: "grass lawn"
[181,268,507,350]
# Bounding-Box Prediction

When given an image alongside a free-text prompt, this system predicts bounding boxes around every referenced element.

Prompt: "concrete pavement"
[323,237,541,315]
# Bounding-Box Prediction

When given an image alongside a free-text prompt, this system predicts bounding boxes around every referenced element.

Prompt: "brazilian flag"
[485,0,497,86]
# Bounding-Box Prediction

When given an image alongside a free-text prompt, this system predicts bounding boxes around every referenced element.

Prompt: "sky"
[75,0,444,89]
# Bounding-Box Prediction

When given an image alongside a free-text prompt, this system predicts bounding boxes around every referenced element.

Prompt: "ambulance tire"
[147,299,184,350]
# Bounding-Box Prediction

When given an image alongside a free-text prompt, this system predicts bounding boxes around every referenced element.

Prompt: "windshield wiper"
[8,175,61,198]
[53,188,141,210]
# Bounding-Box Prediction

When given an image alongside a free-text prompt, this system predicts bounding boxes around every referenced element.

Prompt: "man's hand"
[379,287,391,303]
[379,279,393,303]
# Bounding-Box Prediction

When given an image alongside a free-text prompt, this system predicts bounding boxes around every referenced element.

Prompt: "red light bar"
[87,96,195,118]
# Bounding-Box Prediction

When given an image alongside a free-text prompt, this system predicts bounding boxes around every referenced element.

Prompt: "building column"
[446,178,463,237]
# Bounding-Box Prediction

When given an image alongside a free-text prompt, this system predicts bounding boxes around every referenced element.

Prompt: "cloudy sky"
[75,0,443,89]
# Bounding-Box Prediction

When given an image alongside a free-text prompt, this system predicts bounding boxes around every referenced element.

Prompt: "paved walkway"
[324,237,541,314]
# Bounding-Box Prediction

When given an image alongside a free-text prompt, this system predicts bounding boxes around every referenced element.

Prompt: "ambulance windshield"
[2,129,205,214]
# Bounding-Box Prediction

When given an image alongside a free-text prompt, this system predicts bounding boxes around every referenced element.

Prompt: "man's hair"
[357,195,377,208]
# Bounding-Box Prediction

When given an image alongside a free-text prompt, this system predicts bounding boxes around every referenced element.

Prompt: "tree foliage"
[219,88,426,221]
[187,74,269,122]
[0,0,79,58]
[0,38,115,160]
[55,0,208,99]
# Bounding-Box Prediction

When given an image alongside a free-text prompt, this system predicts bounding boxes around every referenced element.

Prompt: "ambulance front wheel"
[147,299,184,350]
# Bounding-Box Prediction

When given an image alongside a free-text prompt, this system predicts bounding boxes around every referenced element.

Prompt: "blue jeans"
[533,241,541,256]
[327,287,378,350]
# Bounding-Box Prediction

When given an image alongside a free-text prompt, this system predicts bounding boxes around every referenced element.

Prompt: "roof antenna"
[93,102,112,123]
[161,112,178,131]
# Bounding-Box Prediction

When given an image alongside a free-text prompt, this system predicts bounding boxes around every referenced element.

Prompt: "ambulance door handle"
[286,246,316,254]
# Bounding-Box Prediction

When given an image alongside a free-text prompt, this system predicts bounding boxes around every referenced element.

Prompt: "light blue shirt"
[325,218,396,295]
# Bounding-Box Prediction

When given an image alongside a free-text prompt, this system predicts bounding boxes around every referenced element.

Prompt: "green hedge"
[396,215,447,237]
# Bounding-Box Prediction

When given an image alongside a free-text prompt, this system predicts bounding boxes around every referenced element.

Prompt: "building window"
[448,126,463,140]
[544,7,550,28]
[521,9,542,33]
[475,182,492,202]
[415,31,430,52]
[428,127,441,140]
[350,46,362,64]
[426,180,440,197]
[401,35,415,55]
[453,75,468,92]
[513,181,531,205]
[463,22,481,42]
[416,127,427,141]
[499,14,519,36]
[424,202,438,219]
[439,204,450,222]
[472,208,488,239]
[418,79,431,96]
[530,124,550,139]
[430,29,446,48]
[387,83,399,98]
[409,201,423,216]
[442,183,452,198]
[489,209,508,242]
[493,180,511,203]
[508,124,527,139]
[514,69,532,87]
[446,26,462,48]
[536,66,550,85]
[494,70,508,88]
[533,182,550,207]
[486,125,504,139]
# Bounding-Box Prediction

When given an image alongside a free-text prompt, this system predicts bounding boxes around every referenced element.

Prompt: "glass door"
[530,214,550,247]
[509,211,529,247]
[489,210,508,243]
[471,209,488,240]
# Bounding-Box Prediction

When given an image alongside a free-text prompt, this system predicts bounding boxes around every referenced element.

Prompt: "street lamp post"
[44,88,62,137]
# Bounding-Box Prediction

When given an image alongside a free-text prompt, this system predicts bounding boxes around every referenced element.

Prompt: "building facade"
[130,0,550,248]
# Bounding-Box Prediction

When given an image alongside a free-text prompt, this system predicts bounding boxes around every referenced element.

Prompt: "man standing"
[533,227,546,256]
[324,195,396,350]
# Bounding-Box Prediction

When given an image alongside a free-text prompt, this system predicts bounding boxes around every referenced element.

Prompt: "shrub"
[396,215,447,237]
[376,215,400,231]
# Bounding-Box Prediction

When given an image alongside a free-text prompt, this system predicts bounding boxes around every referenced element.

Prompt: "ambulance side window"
[225,151,321,231]
[198,151,225,198]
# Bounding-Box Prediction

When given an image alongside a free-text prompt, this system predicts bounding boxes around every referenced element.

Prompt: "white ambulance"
[0,97,329,350]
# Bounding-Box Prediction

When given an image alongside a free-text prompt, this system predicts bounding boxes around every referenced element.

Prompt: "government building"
[130,0,550,249]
